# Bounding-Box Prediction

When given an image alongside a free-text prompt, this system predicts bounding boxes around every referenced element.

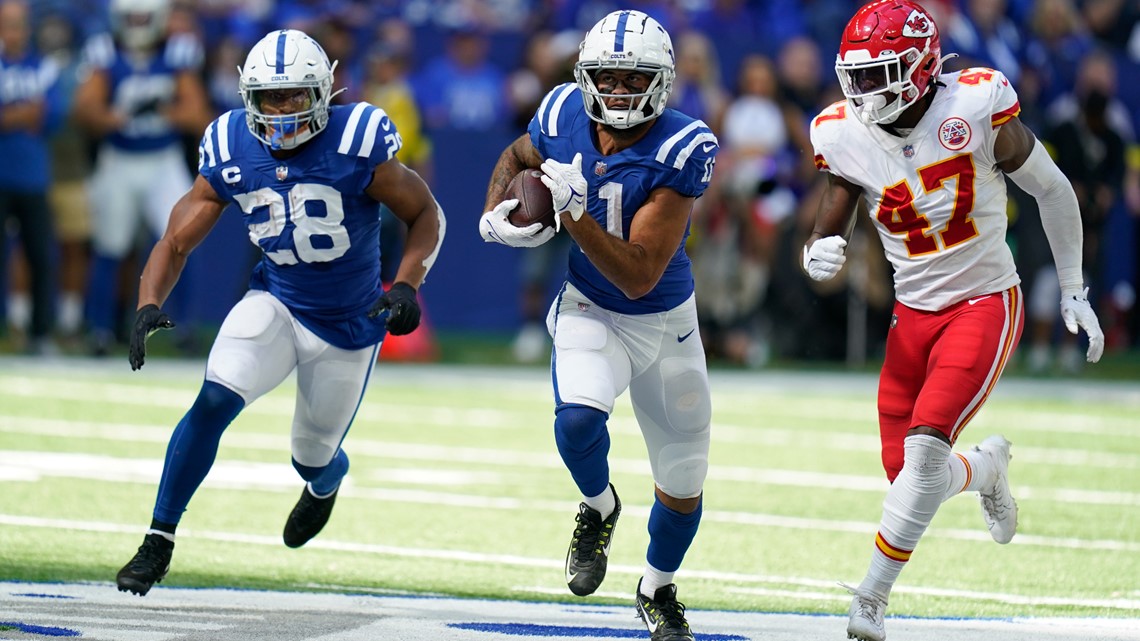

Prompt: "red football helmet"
[835,0,945,125]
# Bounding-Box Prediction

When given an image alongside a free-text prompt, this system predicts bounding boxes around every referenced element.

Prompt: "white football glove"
[1060,287,1104,363]
[802,235,847,281]
[540,152,586,226]
[479,198,556,248]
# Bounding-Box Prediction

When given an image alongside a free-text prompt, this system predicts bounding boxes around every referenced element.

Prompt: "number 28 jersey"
[810,68,1022,312]
[198,102,403,349]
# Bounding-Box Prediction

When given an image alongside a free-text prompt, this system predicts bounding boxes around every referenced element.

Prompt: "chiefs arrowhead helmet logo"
[902,9,933,37]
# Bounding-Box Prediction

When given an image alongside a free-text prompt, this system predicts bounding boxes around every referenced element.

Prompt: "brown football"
[505,169,557,230]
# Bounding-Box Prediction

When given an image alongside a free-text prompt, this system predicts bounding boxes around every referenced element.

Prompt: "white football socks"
[859,434,952,599]
[583,485,616,520]
[945,446,995,500]
[146,528,176,543]
[640,565,675,598]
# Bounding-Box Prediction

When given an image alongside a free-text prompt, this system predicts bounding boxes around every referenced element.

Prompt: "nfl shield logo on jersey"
[938,117,972,151]
[276,165,289,181]
[594,161,607,177]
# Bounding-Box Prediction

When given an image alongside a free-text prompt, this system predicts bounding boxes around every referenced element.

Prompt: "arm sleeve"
[1005,139,1084,292]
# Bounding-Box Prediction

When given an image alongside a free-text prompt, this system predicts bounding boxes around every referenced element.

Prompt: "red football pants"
[877,286,1023,481]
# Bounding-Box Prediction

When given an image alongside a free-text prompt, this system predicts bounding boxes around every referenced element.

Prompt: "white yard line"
[6,580,1138,641]
[2,517,1139,614]
[3,447,1140,554]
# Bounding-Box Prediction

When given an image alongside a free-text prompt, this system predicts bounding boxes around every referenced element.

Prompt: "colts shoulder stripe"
[655,121,702,166]
[337,104,386,158]
[215,111,232,163]
[200,111,234,169]
[338,103,370,155]
[540,84,575,136]
[672,132,717,169]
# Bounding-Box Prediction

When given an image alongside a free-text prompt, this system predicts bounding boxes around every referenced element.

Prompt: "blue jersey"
[82,33,202,152]
[528,83,718,314]
[198,102,404,350]
[0,50,64,191]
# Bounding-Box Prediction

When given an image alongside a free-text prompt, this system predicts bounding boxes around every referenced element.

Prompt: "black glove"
[368,282,420,336]
[131,97,164,117]
[129,304,176,371]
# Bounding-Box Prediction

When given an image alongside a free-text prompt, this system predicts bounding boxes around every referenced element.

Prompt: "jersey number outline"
[598,182,624,238]
[233,183,351,265]
[875,153,979,257]
[957,69,995,85]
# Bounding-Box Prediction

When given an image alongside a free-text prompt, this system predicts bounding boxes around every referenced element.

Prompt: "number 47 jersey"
[198,102,403,349]
[810,68,1022,312]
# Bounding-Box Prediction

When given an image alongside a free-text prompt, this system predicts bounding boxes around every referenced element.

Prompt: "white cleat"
[846,589,887,641]
[975,435,1018,544]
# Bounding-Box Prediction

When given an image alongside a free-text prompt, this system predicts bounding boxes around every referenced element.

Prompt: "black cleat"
[564,484,620,597]
[283,485,338,548]
[117,534,174,596]
[635,579,695,641]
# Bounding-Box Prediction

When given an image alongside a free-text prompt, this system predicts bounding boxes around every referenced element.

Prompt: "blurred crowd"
[3,0,1139,374]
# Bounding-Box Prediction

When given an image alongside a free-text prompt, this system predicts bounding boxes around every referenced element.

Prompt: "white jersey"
[810,68,1023,311]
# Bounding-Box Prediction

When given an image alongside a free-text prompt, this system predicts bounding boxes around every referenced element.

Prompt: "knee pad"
[188,381,245,435]
[554,404,610,498]
[902,433,952,490]
[554,404,608,454]
[653,444,708,499]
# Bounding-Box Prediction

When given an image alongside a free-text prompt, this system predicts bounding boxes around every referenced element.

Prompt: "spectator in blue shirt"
[0,0,66,354]
[413,25,510,132]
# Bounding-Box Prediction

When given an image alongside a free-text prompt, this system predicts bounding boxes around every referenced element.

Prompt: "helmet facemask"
[242,77,333,150]
[836,46,934,125]
[575,62,672,129]
[574,10,675,130]
[238,30,342,151]
[834,2,947,126]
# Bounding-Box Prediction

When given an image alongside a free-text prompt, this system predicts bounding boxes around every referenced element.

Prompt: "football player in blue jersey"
[480,10,716,641]
[74,0,212,356]
[114,29,446,597]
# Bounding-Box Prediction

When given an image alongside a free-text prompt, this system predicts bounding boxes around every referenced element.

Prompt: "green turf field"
[0,357,1136,623]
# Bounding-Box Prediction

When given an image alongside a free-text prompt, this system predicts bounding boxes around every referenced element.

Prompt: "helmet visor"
[246,86,320,148]
[836,58,904,103]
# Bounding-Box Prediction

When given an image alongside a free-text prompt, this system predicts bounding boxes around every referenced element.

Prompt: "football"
[505,169,557,230]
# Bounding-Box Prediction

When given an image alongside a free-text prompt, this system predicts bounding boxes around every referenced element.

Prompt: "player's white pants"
[89,144,192,257]
[547,283,712,499]
[205,290,379,468]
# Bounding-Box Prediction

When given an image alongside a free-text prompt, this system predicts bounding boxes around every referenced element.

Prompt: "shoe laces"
[978,449,1010,513]
[841,583,885,626]
[980,480,1012,522]
[572,505,607,563]
[853,594,884,626]
[295,488,333,518]
[129,536,172,572]
[643,590,689,631]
